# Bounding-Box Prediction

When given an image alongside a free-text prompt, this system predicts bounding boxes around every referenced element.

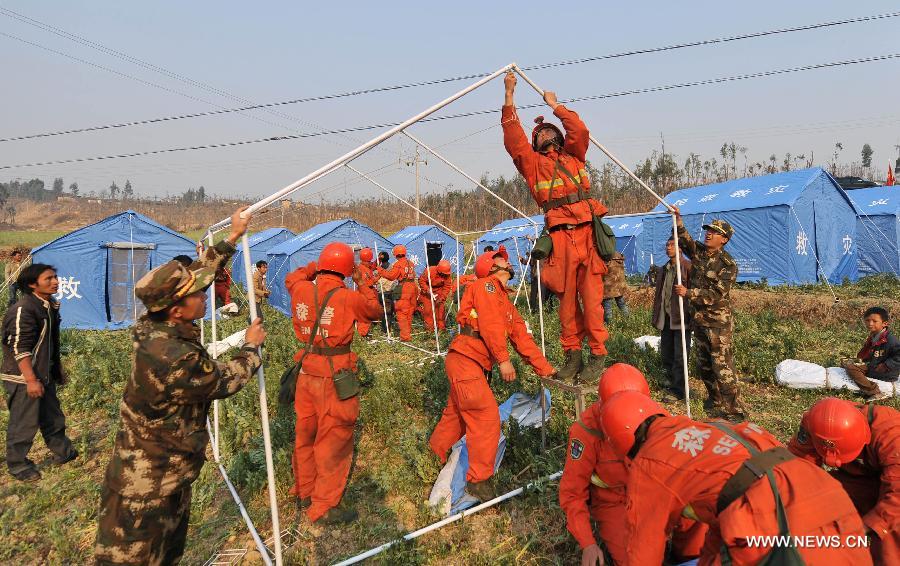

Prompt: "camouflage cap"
[135,260,215,312]
[702,219,734,239]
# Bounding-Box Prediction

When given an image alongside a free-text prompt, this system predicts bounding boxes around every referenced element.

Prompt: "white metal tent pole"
[454,237,462,331]
[402,131,538,224]
[208,233,222,453]
[344,165,458,236]
[422,239,441,354]
[332,471,563,566]
[511,66,670,209]
[372,241,392,339]
[240,234,283,566]
[670,215,692,418]
[208,64,516,233]
[533,224,548,452]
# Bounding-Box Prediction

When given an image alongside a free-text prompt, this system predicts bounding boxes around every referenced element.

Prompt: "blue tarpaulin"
[606,214,650,275]
[266,219,393,316]
[841,186,900,276]
[231,227,294,286]
[640,168,858,285]
[31,210,196,329]
[428,389,551,516]
[389,225,461,276]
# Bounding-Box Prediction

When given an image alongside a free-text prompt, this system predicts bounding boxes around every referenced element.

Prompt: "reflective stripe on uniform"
[533,169,589,193]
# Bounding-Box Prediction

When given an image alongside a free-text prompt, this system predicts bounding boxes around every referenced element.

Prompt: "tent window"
[106,247,151,323]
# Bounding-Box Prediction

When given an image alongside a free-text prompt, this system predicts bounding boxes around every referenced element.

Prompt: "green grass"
[0,281,898,563]
[0,230,68,250]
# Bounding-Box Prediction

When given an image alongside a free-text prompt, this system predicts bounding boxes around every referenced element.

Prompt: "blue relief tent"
[266,219,393,316]
[230,227,294,286]
[605,214,650,275]
[389,225,461,276]
[30,210,196,329]
[841,186,900,277]
[476,215,544,285]
[640,168,858,285]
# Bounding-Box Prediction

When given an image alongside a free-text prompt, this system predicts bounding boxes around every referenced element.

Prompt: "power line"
[3,10,899,144]
[2,52,898,171]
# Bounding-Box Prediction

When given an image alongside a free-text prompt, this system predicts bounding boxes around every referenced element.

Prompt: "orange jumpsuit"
[623,416,870,566]
[789,403,900,564]
[559,402,708,563]
[502,104,609,356]
[355,260,379,336]
[380,257,418,341]
[285,267,382,521]
[418,267,452,332]
[429,274,554,482]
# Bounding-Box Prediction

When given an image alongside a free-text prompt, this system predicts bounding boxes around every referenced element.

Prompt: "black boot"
[581,353,605,383]
[319,502,358,525]
[702,381,724,413]
[718,387,748,423]
[465,479,496,502]
[557,350,584,383]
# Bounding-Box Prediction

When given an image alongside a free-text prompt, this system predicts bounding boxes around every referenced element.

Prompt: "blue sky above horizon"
[2,1,899,207]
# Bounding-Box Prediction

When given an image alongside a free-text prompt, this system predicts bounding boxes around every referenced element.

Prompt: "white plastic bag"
[634,335,661,352]
[774,360,826,389]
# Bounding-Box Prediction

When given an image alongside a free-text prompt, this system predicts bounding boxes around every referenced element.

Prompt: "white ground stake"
[332,471,563,565]
[240,234,283,566]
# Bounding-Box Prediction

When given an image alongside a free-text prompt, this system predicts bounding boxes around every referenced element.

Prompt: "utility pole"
[403,146,427,225]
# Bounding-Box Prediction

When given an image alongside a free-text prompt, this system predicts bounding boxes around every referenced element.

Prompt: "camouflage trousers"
[94,485,191,565]
[693,323,739,401]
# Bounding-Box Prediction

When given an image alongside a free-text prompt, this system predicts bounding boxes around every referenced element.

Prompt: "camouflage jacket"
[602,252,627,299]
[103,241,262,498]
[676,220,737,328]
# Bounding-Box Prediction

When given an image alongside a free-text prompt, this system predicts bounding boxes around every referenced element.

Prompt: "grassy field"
[0,230,68,249]
[0,279,898,564]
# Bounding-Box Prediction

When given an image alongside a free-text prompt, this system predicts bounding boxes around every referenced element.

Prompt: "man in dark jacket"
[1,263,77,482]
[652,236,692,399]
[94,207,266,565]
[843,306,900,402]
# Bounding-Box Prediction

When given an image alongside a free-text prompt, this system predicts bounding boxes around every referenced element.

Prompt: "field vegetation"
[0,277,898,564]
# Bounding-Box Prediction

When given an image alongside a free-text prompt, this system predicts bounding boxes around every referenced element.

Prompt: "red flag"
[888,163,896,187]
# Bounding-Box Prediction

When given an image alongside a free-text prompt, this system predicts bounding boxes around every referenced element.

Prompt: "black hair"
[484,245,495,252]
[18,263,56,295]
[378,251,389,260]
[666,236,675,243]
[864,306,890,322]
[256,260,268,268]
[172,255,193,267]
[10,249,23,257]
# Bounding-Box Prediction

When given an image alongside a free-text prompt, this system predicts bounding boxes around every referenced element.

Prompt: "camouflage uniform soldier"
[672,209,745,421]
[602,252,629,324]
[95,208,266,565]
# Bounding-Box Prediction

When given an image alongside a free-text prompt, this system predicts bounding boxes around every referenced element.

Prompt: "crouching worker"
[559,364,707,565]
[600,392,871,565]
[284,242,383,524]
[789,398,900,564]
[841,306,900,403]
[429,248,556,501]
[95,207,266,565]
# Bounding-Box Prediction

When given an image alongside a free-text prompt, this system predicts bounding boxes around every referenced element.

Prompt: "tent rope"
[788,206,839,301]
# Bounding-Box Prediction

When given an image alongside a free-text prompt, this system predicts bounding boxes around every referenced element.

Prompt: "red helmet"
[318,242,355,277]
[532,116,564,152]
[437,260,452,275]
[474,248,510,278]
[393,245,406,258]
[599,391,669,459]
[359,247,373,263]
[802,398,871,467]
[598,363,649,402]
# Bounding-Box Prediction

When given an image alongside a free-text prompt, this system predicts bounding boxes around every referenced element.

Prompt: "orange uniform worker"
[285,243,383,524]
[429,248,555,500]
[789,398,900,564]
[419,260,454,332]
[379,245,418,342]
[559,364,708,565]
[355,247,380,337]
[599,392,871,565]
[502,71,608,383]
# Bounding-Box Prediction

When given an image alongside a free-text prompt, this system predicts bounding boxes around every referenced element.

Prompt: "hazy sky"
[2,1,899,208]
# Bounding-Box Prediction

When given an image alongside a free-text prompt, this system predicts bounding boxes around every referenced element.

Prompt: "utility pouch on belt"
[278,286,341,406]
[553,161,617,261]
[531,228,553,261]
[708,423,806,566]
[332,368,360,401]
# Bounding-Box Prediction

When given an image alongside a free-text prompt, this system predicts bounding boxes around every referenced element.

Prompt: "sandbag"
[634,335,661,352]
[774,360,826,389]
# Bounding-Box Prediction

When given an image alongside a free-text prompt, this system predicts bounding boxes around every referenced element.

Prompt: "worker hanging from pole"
[355,247,380,338]
[501,71,609,383]
[282,242,383,524]
[418,259,453,333]
[380,245,419,342]
[429,248,556,501]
